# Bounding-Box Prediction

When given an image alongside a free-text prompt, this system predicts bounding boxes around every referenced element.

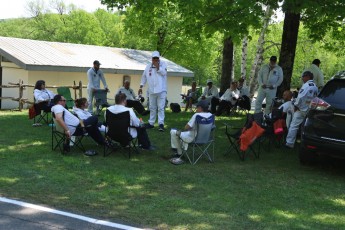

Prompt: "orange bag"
[28,105,36,119]
[273,119,286,135]
[239,122,265,151]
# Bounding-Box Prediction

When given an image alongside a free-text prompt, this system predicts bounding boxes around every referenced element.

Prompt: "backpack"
[170,103,181,113]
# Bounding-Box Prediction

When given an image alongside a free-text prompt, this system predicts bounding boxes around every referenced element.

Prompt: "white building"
[0,36,193,109]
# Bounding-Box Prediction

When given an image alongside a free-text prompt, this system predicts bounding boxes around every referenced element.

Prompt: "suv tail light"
[309,97,330,111]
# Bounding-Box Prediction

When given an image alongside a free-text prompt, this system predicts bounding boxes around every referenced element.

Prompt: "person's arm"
[157,61,167,77]
[232,89,240,100]
[257,66,264,86]
[185,114,196,130]
[273,67,284,89]
[87,69,95,91]
[34,90,44,102]
[130,109,140,127]
[55,112,71,138]
[294,85,307,110]
[139,67,148,94]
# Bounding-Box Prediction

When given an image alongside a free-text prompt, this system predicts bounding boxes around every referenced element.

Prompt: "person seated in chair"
[51,95,108,150]
[170,100,212,158]
[211,81,240,116]
[34,80,55,112]
[73,98,106,132]
[106,93,155,151]
[198,79,219,105]
[236,78,251,111]
[181,81,198,112]
[116,78,149,116]
[278,90,294,129]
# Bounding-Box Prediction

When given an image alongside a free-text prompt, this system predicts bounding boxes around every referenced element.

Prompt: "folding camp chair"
[180,115,215,165]
[224,112,265,160]
[57,87,74,109]
[32,101,51,126]
[94,89,111,116]
[182,87,202,112]
[51,112,85,154]
[104,110,139,158]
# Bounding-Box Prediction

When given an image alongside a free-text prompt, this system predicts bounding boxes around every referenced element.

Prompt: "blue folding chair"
[181,115,216,165]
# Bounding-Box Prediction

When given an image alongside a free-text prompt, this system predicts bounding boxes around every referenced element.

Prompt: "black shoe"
[171,153,182,158]
[145,123,154,129]
[158,124,165,132]
[63,141,70,153]
[141,145,156,151]
[141,110,150,116]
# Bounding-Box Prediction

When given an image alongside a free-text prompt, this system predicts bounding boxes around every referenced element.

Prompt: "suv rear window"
[320,79,345,110]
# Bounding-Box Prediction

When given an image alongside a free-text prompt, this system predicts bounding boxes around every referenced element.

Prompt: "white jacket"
[141,60,168,94]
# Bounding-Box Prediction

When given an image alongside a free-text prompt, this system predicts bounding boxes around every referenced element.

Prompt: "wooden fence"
[0,80,86,111]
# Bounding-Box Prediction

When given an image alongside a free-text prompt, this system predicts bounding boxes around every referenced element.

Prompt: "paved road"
[0,197,143,230]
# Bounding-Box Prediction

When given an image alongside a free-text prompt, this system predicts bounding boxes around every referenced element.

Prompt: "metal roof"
[0,36,194,77]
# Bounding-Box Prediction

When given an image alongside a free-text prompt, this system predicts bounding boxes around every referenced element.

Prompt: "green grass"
[1,110,345,229]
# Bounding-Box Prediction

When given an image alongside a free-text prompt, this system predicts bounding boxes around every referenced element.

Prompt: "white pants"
[286,110,306,147]
[148,91,166,125]
[255,87,277,114]
[170,129,194,155]
[87,89,94,113]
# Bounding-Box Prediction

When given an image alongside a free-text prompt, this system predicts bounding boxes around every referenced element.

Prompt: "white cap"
[207,79,213,84]
[152,51,160,58]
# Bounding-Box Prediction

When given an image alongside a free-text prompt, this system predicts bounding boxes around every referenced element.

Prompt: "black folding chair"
[32,101,51,126]
[104,110,139,158]
[51,112,85,154]
[94,89,111,116]
[224,112,265,160]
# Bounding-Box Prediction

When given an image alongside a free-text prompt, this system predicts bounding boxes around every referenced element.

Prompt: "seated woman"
[181,81,198,112]
[211,81,240,116]
[73,98,106,132]
[33,80,55,112]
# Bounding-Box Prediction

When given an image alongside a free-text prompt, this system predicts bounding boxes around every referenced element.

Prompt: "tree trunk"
[277,11,300,97]
[249,5,272,97]
[220,36,234,93]
[241,36,248,80]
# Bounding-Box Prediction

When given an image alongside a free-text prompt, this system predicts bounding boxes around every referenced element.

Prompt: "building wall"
[1,62,28,109]
[1,64,183,109]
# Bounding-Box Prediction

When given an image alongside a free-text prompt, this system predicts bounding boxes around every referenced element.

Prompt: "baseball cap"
[152,51,160,58]
[206,79,213,84]
[93,60,101,65]
[270,56,277,62]
[196,100,209,111]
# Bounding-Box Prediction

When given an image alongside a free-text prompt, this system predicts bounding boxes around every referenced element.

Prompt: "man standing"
[87,60,108,113]
[285,71,318,149]
[304,59,324,90]
[116,78,149,116]
[138,51,167,132]
[254,56,283,114]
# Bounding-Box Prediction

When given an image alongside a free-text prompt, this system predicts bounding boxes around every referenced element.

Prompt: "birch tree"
[248,5,272,97]
[241,36,248,80]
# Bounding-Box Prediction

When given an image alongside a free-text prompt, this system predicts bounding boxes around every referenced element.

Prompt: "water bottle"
[139,118,145,127]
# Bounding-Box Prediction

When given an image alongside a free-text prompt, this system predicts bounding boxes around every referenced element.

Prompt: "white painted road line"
[0,197,143,230]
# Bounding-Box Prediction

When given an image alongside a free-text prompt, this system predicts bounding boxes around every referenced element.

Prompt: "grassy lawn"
[1,110,345,229]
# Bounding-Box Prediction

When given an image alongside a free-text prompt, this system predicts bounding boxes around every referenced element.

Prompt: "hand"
[262,84,267,89]
[65,130,71,138]
[92,88,96,93]
[269,85,274,89]
[105,88,110,92]
[138,88,143,95]
[202,96,206,100]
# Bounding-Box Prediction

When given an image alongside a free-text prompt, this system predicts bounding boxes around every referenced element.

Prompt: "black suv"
[299,70,345,164]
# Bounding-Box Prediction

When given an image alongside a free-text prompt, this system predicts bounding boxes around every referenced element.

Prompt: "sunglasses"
[152,57,159,60]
